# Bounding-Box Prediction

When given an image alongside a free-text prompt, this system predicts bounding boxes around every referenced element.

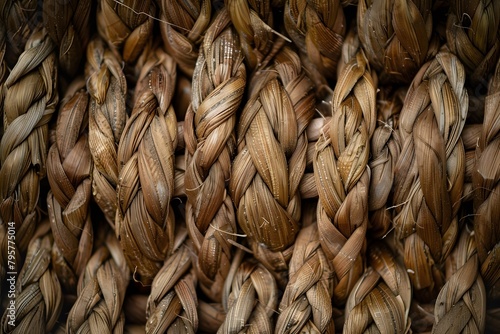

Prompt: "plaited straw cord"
[368,88,403,239]
[43,0,91,78]
[97,0,155,65]
[86,37,127,226]
[276,222,335,334]
[158,0,211,76]
[46,78,93,293]
[313,50,376,305]
[472,56,500,302]
[358,0,437,83]
[230,46,315,278]
[447,0,500,85]
[1,220,62,334]
[284,0,346,85]
[184,9,246,302]
[432,225,486,333]
[0,28,57,254]
[67,231,129,333]
[393,52,468,302]
[344,242,412,334]
[116,46,177,284]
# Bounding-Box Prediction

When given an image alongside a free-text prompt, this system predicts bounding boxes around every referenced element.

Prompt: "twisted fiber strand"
[46,78,93,293]
[184,9,246,302]
[393,52,468,302]
[43,0,91,77]
[462,124,482,203]
[1,220,62,334]
[158,0,211,76]
[0,28,57,254]
[276,222,335,334]
[67,232,129,333]
[344,242,412,334]
[86,37,127,226]
[358,0,437,83]
[447,0,500,85]
[432,226,486,333]
[116,46,178,284]
[230,46,315,272]
[313,51,376,305]
[473,56,500,301]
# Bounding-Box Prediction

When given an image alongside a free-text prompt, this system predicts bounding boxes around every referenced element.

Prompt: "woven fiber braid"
[158,0,211,76]
[284,0,346,85]
[66,232,129,333]
[0,28,57,254]
[432,226,486,333]
[46,78,93,293]
[116,46,177,283]
[447,0,500,85]
[86,37,127,226]
[184,9,246,302]
[344,242,412,334]
[393,52,468,302]
[358,0,437,83]
[276,222,335,333]
[472,56,500,302]
[43,0,91,78]
[1,220,62,334]
[313,51,376,305]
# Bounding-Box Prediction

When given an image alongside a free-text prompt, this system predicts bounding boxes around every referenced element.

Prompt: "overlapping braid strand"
[86,37,127,226]
[66,231,129,333]
[313,50,376,305]
[393,52,468,302]
[157,0,211,76]
[344,242,412,334]
[0,28,57,254]
[447,0,500,85]
[230,47,315,280]
[184,9,246,302]
[116,46,177,284]
[46,78,93,293]
[1,220,63,334]
[357,0,438,83]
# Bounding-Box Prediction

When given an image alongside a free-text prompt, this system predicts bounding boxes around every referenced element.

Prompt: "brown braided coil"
[158,0,211,76]
[344,242,412,334]
[0,28,57,254]
[447,0,500,85]
[67,231,129,333]
[184,9,246,302]
[313,50,376,305]
[86,37,128,226]
[357,0,437,83]
[393,52,468,302]
[472,56,500,302]
[1,220,62,334]
[116,46,178,284]
[432,225,486,333]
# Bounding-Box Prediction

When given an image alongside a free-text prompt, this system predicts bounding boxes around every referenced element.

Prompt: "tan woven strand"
[432,226,486,333]
[394,52,468,302]
[116,46,177,283]
[314,51,376,305]
[1,220,63,334]
[0,28,57,254]
[67,232,129,333]
[344,242,412,334]
[184,9,246,302]
[86,37,127,226]
[447,0,500,85]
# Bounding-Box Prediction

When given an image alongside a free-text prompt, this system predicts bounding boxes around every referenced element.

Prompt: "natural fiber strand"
[461,124,482,203]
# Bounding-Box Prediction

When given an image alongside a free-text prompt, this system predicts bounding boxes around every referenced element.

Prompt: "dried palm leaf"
[0,220,63,334]
[116,45,177,283]
[184,9,246,302]
[393,52,468,302]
